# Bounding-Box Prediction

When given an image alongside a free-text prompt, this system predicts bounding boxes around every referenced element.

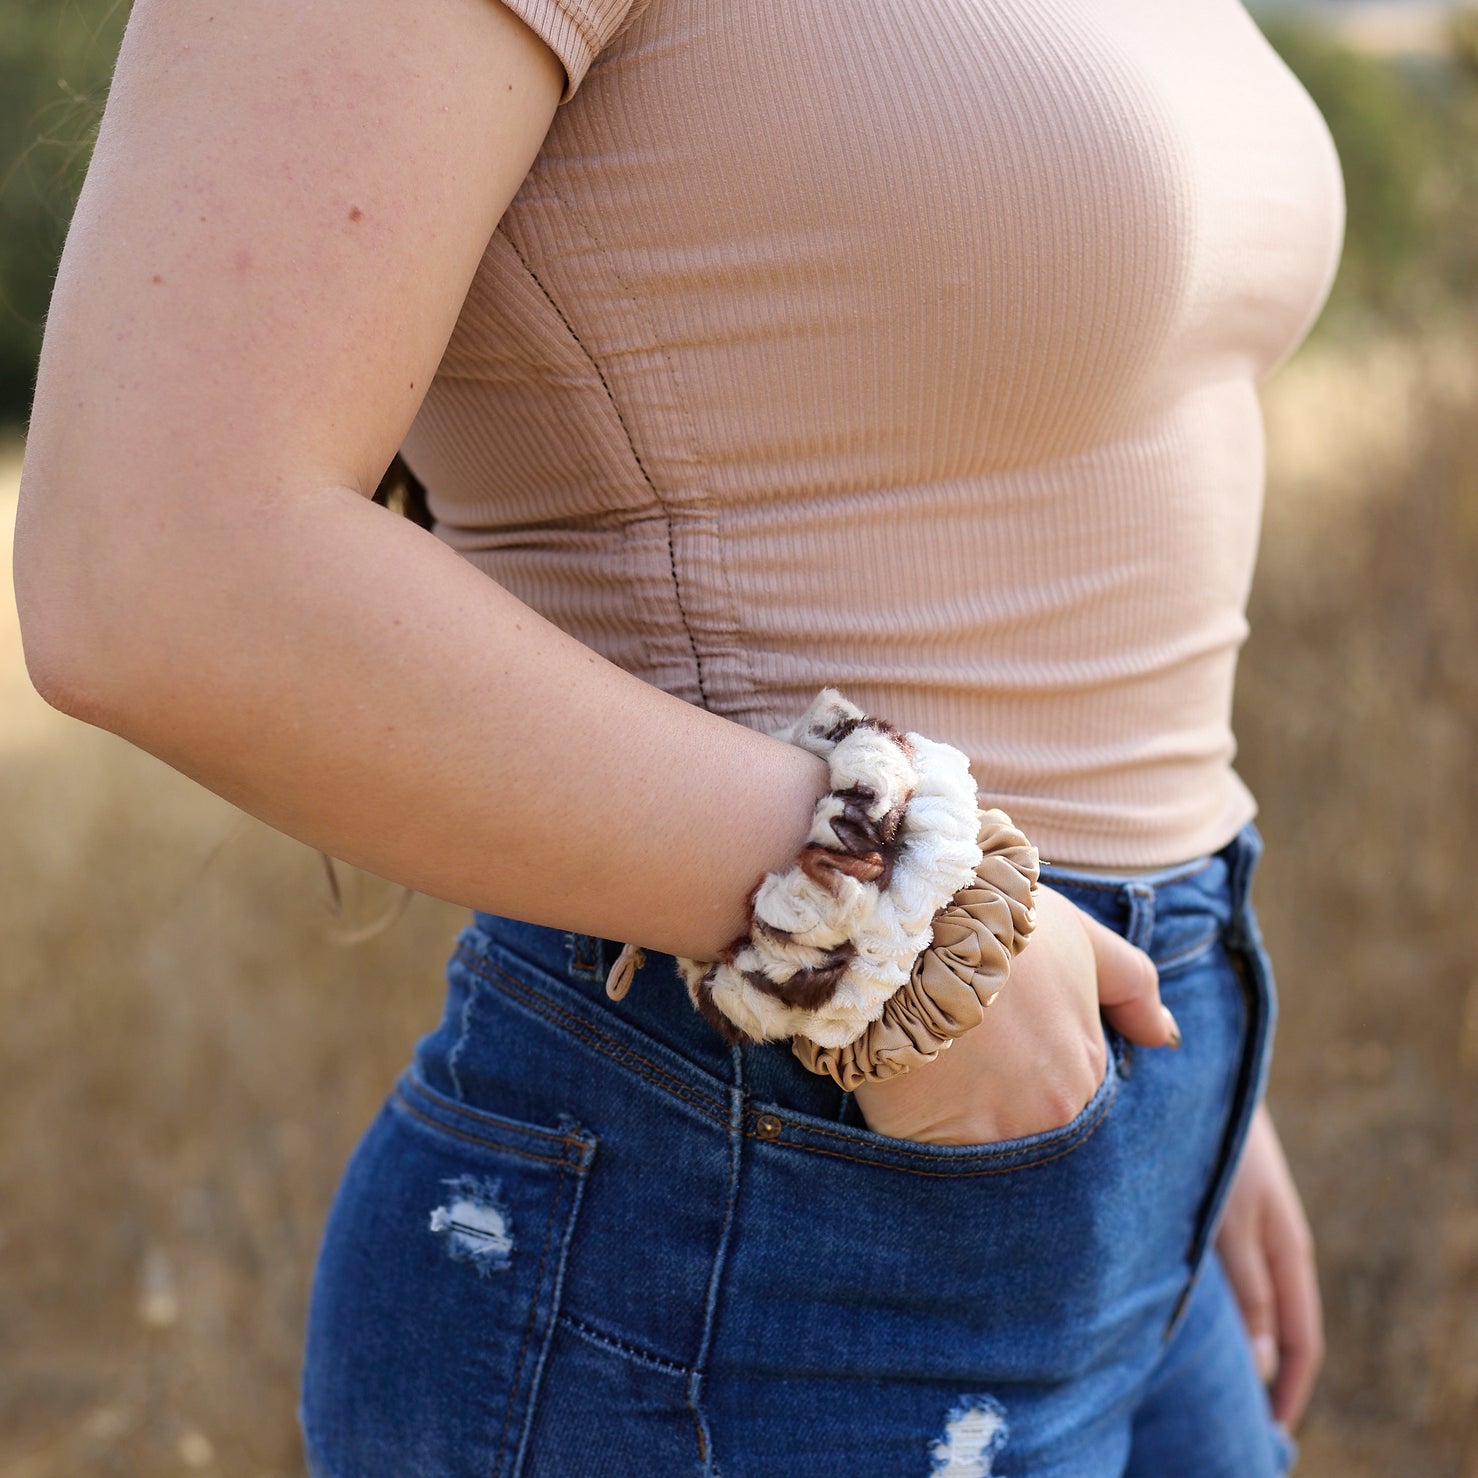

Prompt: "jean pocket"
[301,1073,597,1478]
[744,1016,1126,1179]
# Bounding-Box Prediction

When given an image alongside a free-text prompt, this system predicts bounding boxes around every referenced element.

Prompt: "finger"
[1266,1207,1325,1429]
[1078,910,1177,1047]
[1216,1212,1280,1384]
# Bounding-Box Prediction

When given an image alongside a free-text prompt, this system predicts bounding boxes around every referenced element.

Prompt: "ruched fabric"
[405,0,1345,869]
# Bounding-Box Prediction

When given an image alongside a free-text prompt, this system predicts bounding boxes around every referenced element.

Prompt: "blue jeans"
[301,820,1296,1477]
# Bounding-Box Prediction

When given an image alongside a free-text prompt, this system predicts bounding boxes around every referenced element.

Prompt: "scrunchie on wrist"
[792,809,1038,1088]
[604,689,1040,1087]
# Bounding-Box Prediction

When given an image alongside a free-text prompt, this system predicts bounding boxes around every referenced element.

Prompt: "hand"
[852,884,1178,1146]
[1215,1101,1324,1430]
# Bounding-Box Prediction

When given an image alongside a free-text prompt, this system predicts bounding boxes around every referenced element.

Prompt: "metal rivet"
[754,1113,782,1141]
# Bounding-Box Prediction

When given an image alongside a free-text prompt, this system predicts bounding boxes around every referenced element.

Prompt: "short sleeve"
[497,0,646,104]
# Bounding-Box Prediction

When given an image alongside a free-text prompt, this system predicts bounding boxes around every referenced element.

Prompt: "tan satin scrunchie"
[792,810,1039,1089]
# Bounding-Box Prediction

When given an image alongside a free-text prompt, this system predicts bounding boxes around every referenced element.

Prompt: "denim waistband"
[1033,821,1265,956]
[467,819,1265,1120]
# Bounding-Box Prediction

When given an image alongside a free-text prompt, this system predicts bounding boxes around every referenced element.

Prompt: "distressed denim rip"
[301,819,1296,1477]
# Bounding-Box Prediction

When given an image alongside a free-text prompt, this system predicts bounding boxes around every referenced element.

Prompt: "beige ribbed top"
[402,0,1345,867]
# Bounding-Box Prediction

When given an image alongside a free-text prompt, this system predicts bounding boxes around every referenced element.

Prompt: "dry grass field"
[1234,325,1478,1477]
[2,319,1476,1475]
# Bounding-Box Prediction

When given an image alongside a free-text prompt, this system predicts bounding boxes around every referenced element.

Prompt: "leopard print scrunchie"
[603,689,1039,1085]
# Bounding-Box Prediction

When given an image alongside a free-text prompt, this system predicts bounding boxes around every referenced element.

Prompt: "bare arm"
[1216,1103,1324,1430]
[14,0,827,960]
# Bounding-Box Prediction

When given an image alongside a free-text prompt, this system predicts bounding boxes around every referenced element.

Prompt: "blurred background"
[2,1,1476,1473]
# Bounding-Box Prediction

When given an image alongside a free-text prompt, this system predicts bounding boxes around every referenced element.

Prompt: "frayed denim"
[302,821,1292,1477]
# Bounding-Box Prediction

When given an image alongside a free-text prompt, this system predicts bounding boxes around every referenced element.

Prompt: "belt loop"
[1224,821,1264,948]
[1120,881,1157,953]
[565,932,606,981]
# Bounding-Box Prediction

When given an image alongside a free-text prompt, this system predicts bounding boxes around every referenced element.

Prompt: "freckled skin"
[18,0,832,976]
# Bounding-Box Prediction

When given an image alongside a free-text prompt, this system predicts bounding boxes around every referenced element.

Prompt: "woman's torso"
[402,0,1344,867]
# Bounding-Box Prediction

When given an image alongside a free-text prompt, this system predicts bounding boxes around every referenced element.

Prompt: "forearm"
[15,475,828,959]
[12,0,830,958]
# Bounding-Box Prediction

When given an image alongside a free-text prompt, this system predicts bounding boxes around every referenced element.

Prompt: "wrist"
[619,688,1039,1087]
[694,738,832,959]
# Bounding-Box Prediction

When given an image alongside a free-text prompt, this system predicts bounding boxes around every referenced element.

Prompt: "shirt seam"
[498,222,713,710]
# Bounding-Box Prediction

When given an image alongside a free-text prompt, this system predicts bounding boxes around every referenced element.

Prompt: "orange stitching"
[454,948,730,1127]
[761,1065,1117,1162]
[745,1088,1117,1180]
[491,1158,568,1476]
[393,1090,589,1169]
[457,948,705,1097]
[400,1073,579,1147]
[773,1104,1097,1159]
[456,945,1120,1181]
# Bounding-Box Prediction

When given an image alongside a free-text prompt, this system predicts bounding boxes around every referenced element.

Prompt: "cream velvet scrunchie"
[792,810,1039,1087]
[603,689,1039,1085]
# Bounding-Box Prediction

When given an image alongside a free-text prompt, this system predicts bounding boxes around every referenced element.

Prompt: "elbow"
[19,641,109,727]
[14,567,114,726]
[13,477,130,727]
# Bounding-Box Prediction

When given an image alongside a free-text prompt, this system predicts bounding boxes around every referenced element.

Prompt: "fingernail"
[1162,1006,1182,1049]
[1253,1334,1278,1383]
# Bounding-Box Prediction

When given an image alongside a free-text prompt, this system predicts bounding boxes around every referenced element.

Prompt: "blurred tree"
[1,4,1475,423]
[1451,6,1478,80]
[1257,18,1442,324]
[1262,14,1478,327]
[0,0,129,425]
